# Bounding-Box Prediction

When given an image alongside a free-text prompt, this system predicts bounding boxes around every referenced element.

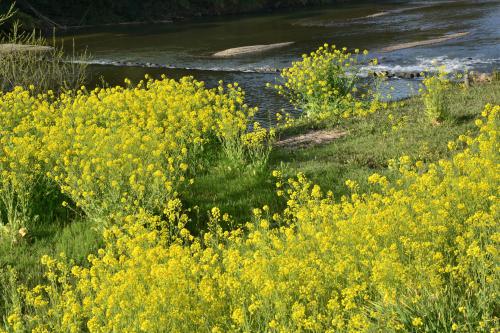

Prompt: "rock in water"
[213,42,294,57]
[380,32,469,52]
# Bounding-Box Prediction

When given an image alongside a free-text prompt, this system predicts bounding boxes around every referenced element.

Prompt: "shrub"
[270,44,381,122]
[0,76,267,236]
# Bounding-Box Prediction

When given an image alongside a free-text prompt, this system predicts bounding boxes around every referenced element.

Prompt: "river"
[62,0,500,121]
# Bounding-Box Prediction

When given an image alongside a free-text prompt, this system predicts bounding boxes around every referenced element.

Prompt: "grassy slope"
[186,81,500,222]
[0,80,499,300]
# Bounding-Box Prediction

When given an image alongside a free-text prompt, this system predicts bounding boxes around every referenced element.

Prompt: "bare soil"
[275,129,348,149]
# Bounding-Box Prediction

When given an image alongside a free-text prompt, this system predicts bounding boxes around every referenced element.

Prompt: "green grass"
[185,81,500,223]
[0,215,102,320]
[0,217,101,286]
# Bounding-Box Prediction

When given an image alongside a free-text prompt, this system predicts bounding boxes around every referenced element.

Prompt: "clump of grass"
[421,66,451,124]
[0,23,88,94]
[492,69,500,82]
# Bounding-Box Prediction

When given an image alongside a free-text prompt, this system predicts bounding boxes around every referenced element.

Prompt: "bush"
[0,76,268,244]
[4,104,498,332]
[270,44,381,122]
[421,66,451,124]
[0,87,47,242]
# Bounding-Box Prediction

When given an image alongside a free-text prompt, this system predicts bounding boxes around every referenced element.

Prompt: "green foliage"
[0,24,88,94]
[0,1,15,26]
[421,66,451,124]
[271,44,381,123]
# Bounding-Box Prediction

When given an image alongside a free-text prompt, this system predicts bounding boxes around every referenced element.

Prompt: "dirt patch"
[213,42,294,58]
[275,129,348,149]
[381,32,469,52]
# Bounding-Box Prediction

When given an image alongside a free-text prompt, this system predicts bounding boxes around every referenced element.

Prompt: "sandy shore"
[363,5,429,19]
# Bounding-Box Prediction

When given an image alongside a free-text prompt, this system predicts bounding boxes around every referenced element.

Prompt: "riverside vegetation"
[7,1,339,27]
[0,22,88,94]
[0,1,88,94]
[0,38,499,333]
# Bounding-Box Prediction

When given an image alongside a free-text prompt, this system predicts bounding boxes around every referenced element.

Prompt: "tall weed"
[0,24,88,94]
[421,66,451,124]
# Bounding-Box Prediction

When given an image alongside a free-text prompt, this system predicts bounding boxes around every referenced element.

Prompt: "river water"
[63,0,500,121]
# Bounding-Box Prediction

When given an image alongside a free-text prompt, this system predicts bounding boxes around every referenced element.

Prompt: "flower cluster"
[270,44,381,121]
[5,104,498,332]
[0,76,262,237]
[0,87,48,241]
[42,77,256,221]
[421,66,451,123]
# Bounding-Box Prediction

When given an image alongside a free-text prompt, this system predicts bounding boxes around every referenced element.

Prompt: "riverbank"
[0,36,499,327]
[2,79,498,291]
[47,0,499,113]
[7,0,348,29]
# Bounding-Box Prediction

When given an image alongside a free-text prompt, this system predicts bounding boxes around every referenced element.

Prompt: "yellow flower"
[412,317,423,327]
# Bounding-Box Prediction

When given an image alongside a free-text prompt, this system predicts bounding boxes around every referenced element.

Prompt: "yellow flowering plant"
[0,75,269,237]
[0,87,50,243]
[421,66,451,124]
[4,104,498,332]
[271,44,381,122]
[241,122,276,172]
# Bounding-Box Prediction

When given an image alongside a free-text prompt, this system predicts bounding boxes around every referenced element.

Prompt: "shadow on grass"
[186,81,500,229]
